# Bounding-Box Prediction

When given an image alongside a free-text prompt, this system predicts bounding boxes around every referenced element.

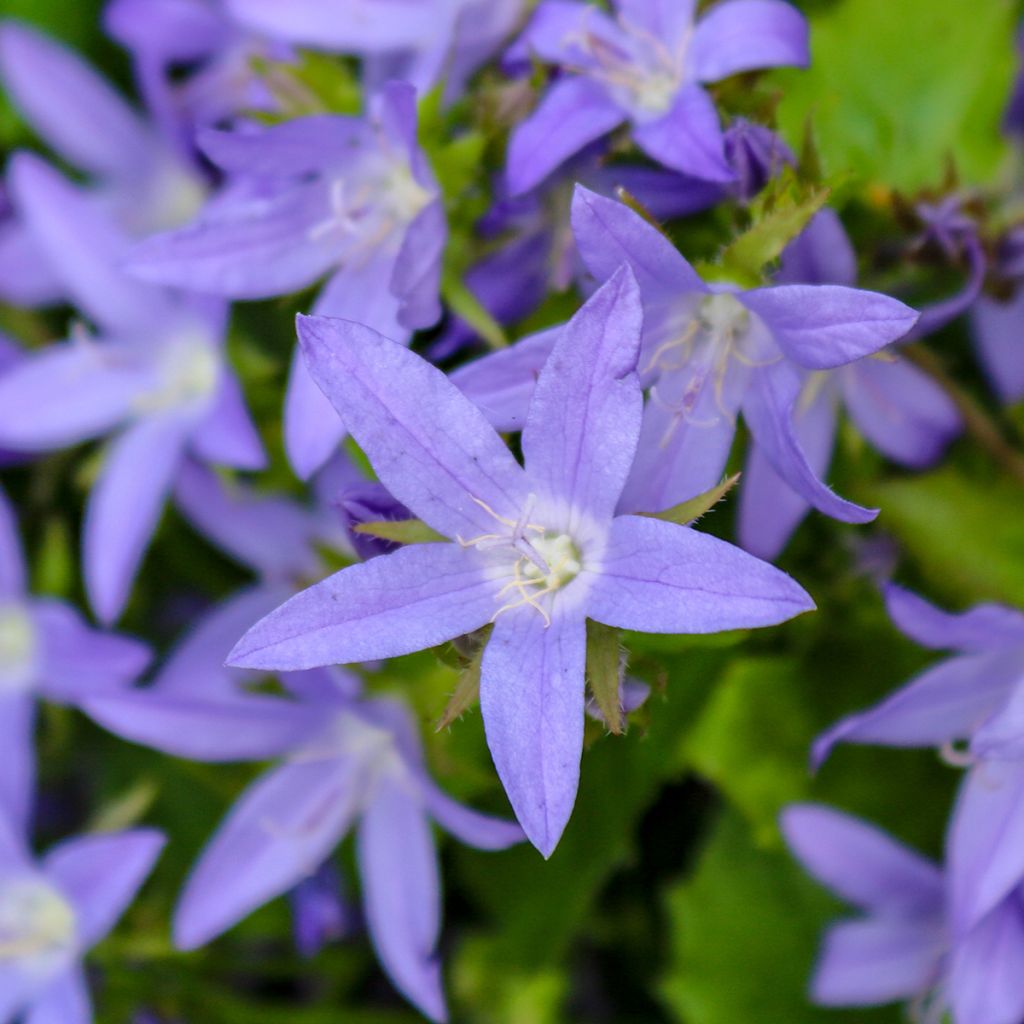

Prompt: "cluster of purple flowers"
[0,1,1021,1020]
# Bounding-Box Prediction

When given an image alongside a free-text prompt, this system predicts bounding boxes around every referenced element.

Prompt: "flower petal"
[481,608,586,857]
[22,967,91,1024]
[811,918,943,1007]
[391,199,446,330]
[742,361,877,524]
[0,21,151,178]
[189,368,266,471]
[741,284,919,370]
[691,0,809,83]
[228,543,498,670]
[633,84,733,182]
[43,829,165,948]
[506,1,620,67]
[506,77,624,197]
[884,584,1024,653]
[174,759,359,949]
[842,356,961,468]
[296,314,529,540]
[571,185,706,301]
[972,292,1024,404]
[615,0,695,45]
[584,514,814,632]
[0,695,35,836]
[781,804,943,914]
[811,649,1023,768]
[522,266,644,525]
[0,485,25,598]
[420,780,524,850]
[357,776,446,1022]
[84,415,190,624]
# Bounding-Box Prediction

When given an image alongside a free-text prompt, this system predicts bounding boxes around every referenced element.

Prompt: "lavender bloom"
[738,210,962,560]
[0,156,264,622]
[781,804,946,1010]
[0,182,62,308]
[128,83,446,478]
[569,188,917,519]
[0,813,164,1024]
[0,20,207,246]
[505,0,808,195]
[84,594,521,1022]
[0,485,151,835]
[971,284,1024,404]
[228,267,814,855]
[290,861,352,958]
[226,0,524,98]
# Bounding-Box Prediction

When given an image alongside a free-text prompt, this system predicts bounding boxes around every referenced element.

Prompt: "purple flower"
[781,804,946,1010]
[84,593,520,1022]
[290,861,352,958]
[128,83,446,478]
[0,814,164,1023]
[0,485,151,834]
[565,188,917,520]
[971,288,1024,404]
[0,155,264,622]
[226,0,524,98]
[505,0,808,194]
[738,210,962,560]
[227,267,814,855]
[813,583,1024,768]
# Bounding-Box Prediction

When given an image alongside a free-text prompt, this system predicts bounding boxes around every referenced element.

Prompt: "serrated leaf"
[641,474,740,527]
[353,519,447,544]
[585,621,624,735]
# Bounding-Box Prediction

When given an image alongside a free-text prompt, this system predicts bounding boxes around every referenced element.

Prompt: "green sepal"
[586,620,625,735]
[441,267,509,350]
[436,626,491,730]
[353,519,447,545]
[640,474,741,527]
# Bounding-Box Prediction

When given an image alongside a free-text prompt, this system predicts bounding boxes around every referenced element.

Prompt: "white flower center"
[141,334,221,414]
[0,603,37,694]
[520,533,582,592]
[0,877,77,977]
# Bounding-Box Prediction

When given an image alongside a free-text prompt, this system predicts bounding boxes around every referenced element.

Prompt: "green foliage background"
[1,0,1022,1022]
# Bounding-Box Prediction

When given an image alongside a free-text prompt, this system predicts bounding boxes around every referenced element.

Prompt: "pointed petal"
[480,610,586,857]
[0,485,25,598]
[8,153,173,335]
[0,695,35,835]
[451,327,559,433]
[84,415,189,623]
[616,0,695,44]
[391,200,446,330]
[0,21,151,177]
[0,214,63,306]
[972,292,1024,404]
[571,185,706,298]
[128,180,340,298]
[741,285,918,369]
[949,896,1024,1024]
[811,918,943,1007]
[778,209,857,287]
[585,514,813,632]
[189,368,265,470]
[843,356,961,468]
[284,345,350,482]
[0,341,147,452]
[742,361,877,523]
[22,968,92,1024]
[812,649,1023,768]
[633,85,733,182]
[781,804,943,914]
[506,1,620,66]
[884,584,1024,653]
[229,543,498,670]
[738,377,837,559]
[174,465,320,581]
[420,780,524,850]
[296,315,529,540]
[32,599,151,701]
[43,829,164,948]
[691,0,809,82]
[83,690,324,762]
[358,777,447,1022]
[174,759,359,949]
[506,77,624,197]
[522,266,644,525]
[949,761,1024,937]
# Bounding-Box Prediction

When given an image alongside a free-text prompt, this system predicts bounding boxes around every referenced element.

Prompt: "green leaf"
[353,519,447,544]
[659,810,842,1024]
[641,474,740,527]
[774,0,1015,192]
[863,468,1024,606]
[683,657,812,844]
[585,621,624,734]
